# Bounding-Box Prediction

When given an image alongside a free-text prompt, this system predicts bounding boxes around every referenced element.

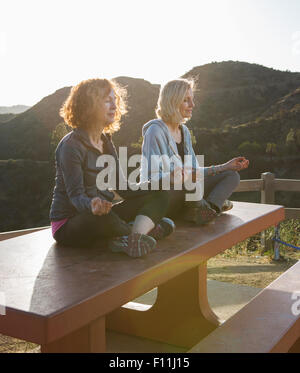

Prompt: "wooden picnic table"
[0,201,284,352]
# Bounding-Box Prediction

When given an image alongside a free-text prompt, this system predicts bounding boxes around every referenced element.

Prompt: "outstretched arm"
[207,157,249,175]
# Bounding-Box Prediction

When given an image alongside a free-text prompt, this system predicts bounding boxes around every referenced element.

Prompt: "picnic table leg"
[107,262,222,349]
[288,337,300,353]
[41,316,106,353]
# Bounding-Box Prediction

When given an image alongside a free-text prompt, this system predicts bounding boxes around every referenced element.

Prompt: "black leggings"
[53,190,169,248]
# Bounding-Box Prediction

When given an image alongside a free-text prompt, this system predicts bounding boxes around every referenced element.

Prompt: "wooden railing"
[235,172,300,258]
[235,172,300,220]
[0,172,299,245]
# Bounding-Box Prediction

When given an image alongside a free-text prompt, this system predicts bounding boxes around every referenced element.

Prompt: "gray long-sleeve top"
[49,127,146,221]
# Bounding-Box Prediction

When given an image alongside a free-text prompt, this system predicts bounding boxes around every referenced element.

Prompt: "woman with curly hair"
[49,78,174,257]
[140,78,249,224]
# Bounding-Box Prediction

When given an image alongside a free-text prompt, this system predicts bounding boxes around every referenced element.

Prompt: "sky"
[0,0,300,106]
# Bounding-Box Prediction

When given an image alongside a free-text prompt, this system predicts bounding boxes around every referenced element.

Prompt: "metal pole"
[261,172,275,249]
[273,224,281,261]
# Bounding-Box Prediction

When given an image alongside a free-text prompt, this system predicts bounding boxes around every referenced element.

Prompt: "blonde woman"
[49,78,174,257]
[140,78,249,224]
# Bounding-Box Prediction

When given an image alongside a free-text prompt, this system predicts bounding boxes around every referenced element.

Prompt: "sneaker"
[148,217,176,240]
[220,200,233,213]
[108,233,156,258]
[183,199,218,225]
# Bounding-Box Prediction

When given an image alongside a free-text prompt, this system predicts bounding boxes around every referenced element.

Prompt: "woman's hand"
[170,166,187,185]
[91,197,112,216]
[170,166,183,185]
[223,157,249,172]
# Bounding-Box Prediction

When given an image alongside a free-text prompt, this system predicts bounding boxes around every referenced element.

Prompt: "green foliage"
[0,159,54,232]
[278,219,300,252]
[189,129,197,146]
[285,128,300,153]
[238,141,262,156]
[266,143,277,152]
[131,136,143,150]
[266,143,278,160]
[220,219,300,261]
[296,129,300,148]
[286,128,295,145]
[49,122,71,160]
[51,122,70,147]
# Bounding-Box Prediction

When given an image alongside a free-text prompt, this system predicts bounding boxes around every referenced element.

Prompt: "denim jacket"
[49,128,145,221]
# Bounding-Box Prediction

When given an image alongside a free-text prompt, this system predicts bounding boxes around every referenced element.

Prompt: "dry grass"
[208,219,300,288]
[207,253,298,288]
[0,335,39,353]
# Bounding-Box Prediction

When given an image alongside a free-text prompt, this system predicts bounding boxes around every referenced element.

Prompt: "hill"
[1,61,300,161]
[0,87,71,160]
[112,77,159,151]
[0,105,30,114]
[0,61,300,232]
[0,78,159,160]
[191,84,300,171]
[0,113,16,123]
[182,61,300,129]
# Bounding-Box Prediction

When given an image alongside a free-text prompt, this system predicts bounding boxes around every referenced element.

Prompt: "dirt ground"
[1,245,299,353]
[207,252,299,288]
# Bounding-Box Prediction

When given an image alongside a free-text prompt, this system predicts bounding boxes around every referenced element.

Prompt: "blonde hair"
[156,78,195,127]
[60,78,127,134]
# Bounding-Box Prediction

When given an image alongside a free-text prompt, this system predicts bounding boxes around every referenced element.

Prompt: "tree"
[286,128,298,153]
[189,129,197,146]
[131,136,143,151]
[49,122,70,160]
[295,129,300,151]
[238,141,262,157]
[286,128,295,146]
[266,143,277,161]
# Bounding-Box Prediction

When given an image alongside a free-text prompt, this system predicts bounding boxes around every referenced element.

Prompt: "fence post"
[260,172,275,249]
[261,172,275,204]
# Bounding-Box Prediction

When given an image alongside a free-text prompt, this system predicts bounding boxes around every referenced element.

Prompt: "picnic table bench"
[0,201,285,353]
[189,258,300,353]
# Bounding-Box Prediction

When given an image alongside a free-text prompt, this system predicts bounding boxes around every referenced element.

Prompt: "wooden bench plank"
[189,260,300,353]
[0,202,284,348]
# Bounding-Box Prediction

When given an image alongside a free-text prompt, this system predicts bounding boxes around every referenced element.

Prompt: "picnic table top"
[0,202,284,322]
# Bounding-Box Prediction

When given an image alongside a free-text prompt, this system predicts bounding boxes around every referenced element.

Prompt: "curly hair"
[156,78,194,127]
[60,78,127,134]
